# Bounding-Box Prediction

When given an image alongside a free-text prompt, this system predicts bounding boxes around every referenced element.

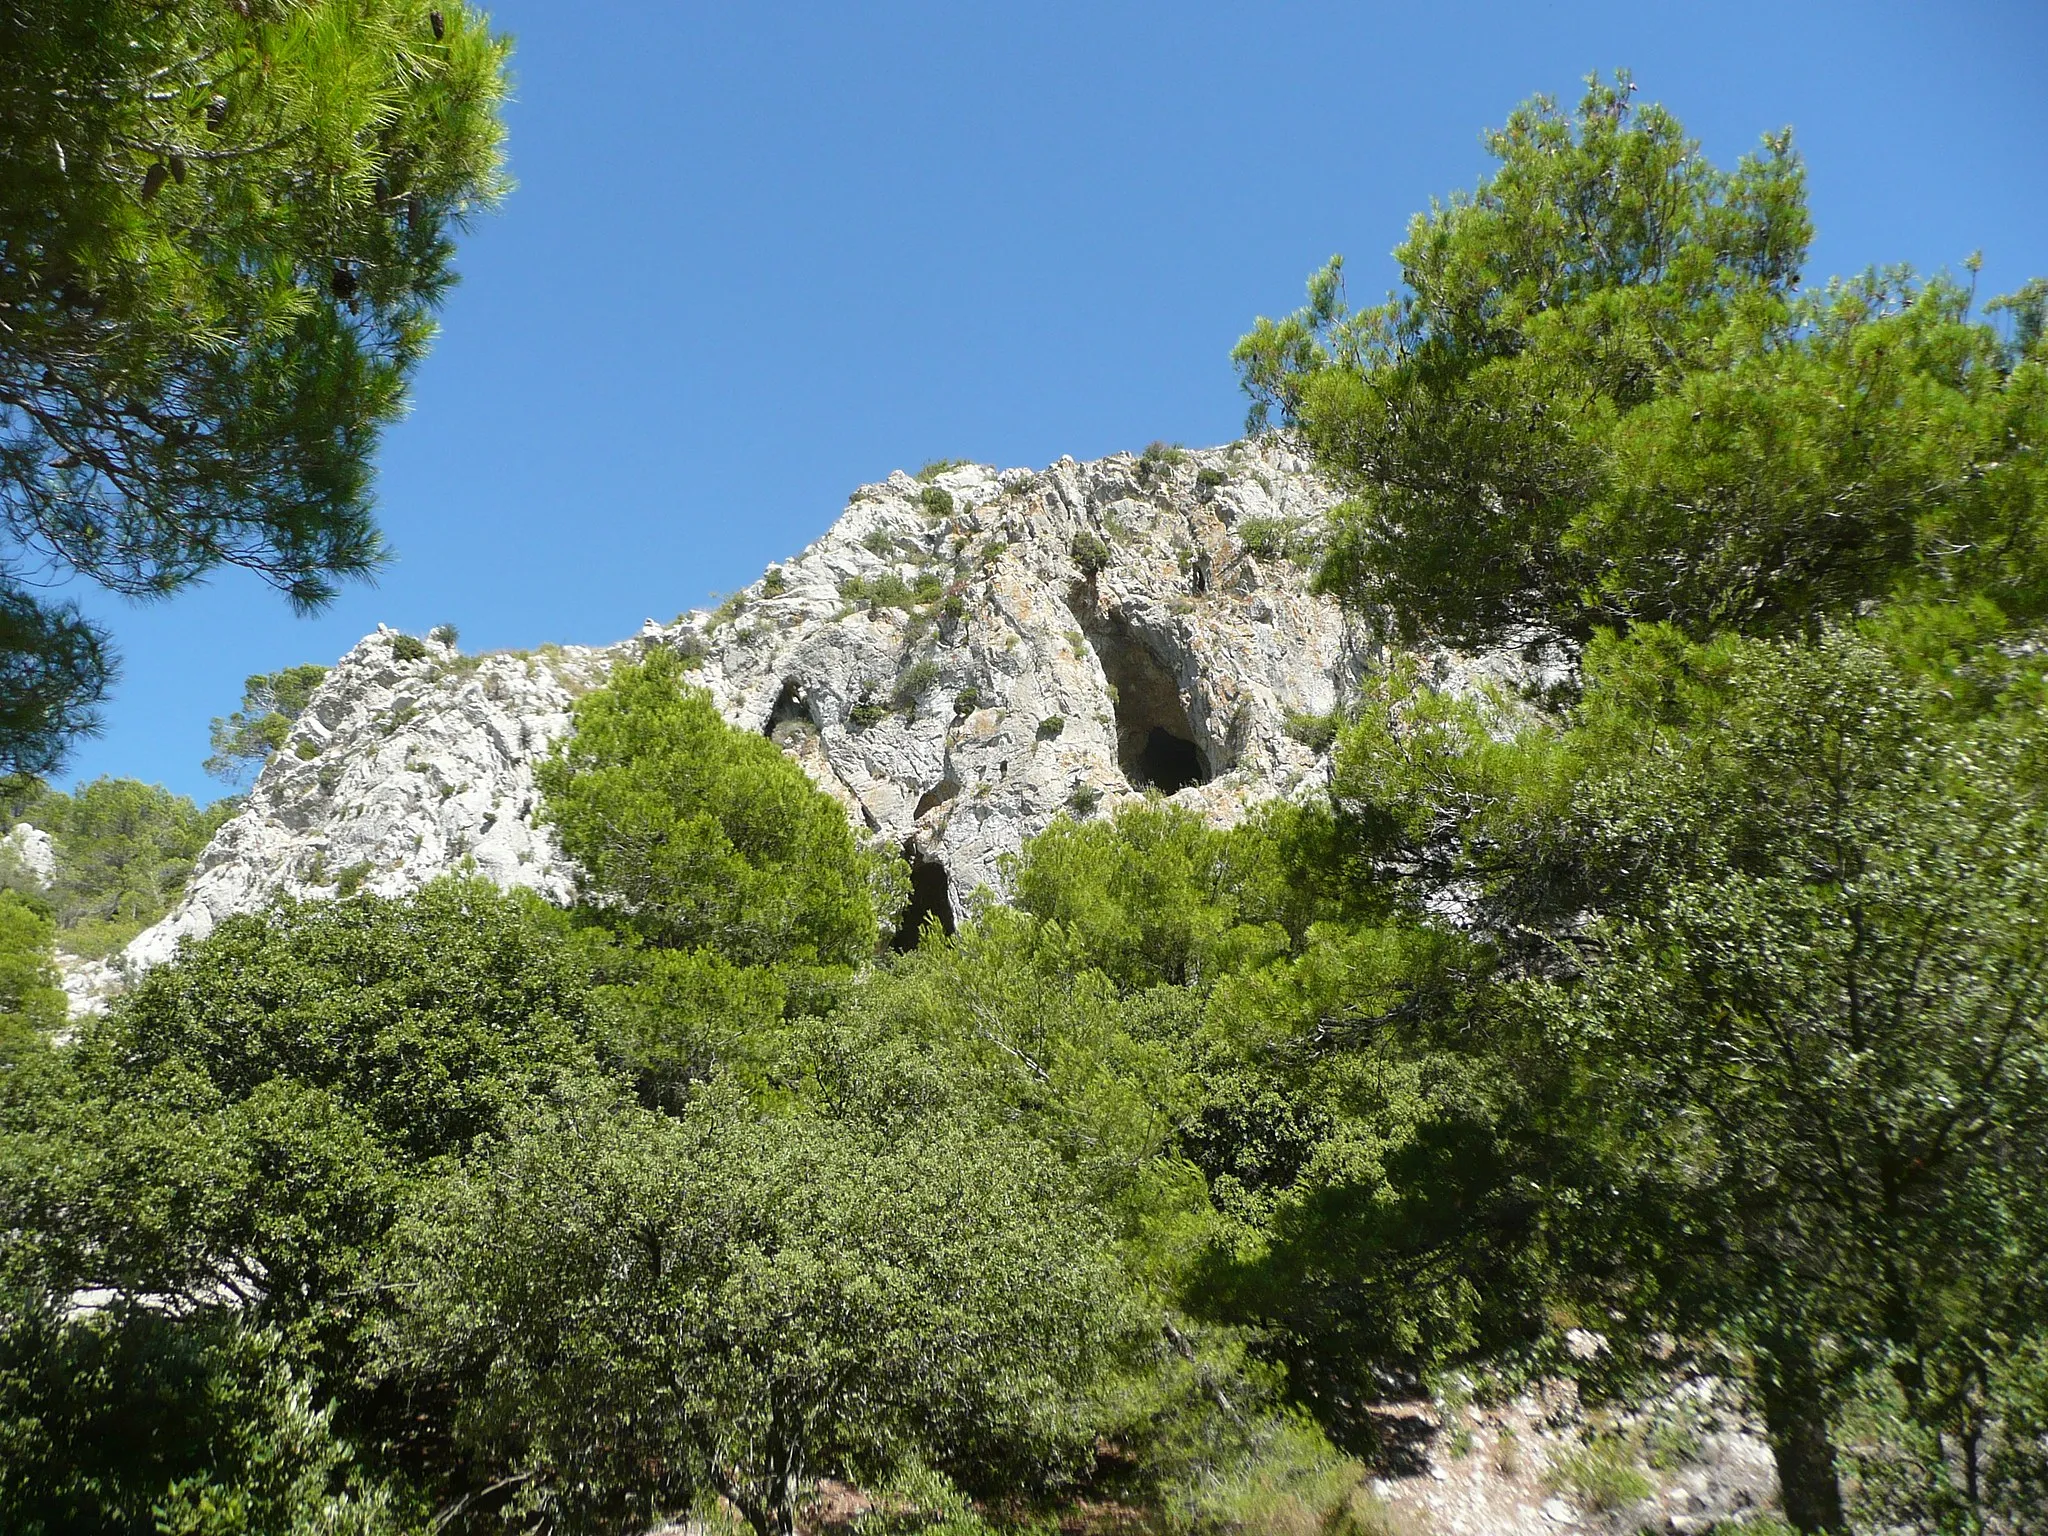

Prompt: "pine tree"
[0,0,511,774]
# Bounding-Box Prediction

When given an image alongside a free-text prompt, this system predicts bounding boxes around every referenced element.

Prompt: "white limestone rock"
[0,822,55,888]
[119,440,1532,985]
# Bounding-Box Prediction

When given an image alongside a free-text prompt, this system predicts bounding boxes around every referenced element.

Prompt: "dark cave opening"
[1074,597,1214,794]
[1136,726,1207,796]
[890,846,956,952]
[764,678,807,740]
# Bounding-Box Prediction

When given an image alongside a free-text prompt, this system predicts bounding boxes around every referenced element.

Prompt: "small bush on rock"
[1072,531,1111,578]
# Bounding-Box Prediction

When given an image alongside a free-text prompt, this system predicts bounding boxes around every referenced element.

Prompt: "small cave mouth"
[890,844,956,953]
[764,678,808,741]
[1136,727,1207,795]
[1073,597,1214,794]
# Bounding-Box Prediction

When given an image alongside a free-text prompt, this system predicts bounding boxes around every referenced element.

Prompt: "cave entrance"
[1077,602,1213,794]
[765,679,808,742]
[1135,726,1207,795]
[890,844,956,952]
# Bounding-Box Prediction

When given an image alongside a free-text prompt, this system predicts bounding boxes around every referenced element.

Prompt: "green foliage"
[7,777,234,958]
[0,880,610,1527]
[1072,530,1112,577]
[203,664,330,786]
[921,484,956,519]
[761,565,788,596]
[849,696,889,730]
[333,860,374,898]
[0,890,66,1055]
[1238,74,2048,652]
[1068,783,1102,817]
[1008,803,1292,994]
[1036,715,1064,739]
[427,623,458,648]
[1550,623,2048,1527]
[894,656,941,711]
[916,459,967,482]
[1236,515,1317,566]
[378,1089,1132,1536]
[387,633,429,663]
[1139,442,1188,480]
[540,650,894,972]
[1195,466,1228,495]
[842,570,944,611]
[953,686,982,716]
[0,0,512,775]
[1543,1438,1652,1512]
[1282,710,1338,753]
[0,1308,406,1536]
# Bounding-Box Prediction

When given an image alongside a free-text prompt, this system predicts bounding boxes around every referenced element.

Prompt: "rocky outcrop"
[124,441,1389,976]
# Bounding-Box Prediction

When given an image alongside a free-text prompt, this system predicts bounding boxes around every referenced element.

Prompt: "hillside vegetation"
[3,75,2046,1536]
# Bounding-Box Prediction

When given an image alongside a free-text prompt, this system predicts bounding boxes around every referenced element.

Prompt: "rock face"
[127,441,1374,972]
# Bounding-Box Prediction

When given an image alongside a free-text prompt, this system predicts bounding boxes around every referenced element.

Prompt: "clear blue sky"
[60,0,2048,803]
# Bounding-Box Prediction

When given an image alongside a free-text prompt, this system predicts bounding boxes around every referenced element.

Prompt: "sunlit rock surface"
[123,441,1435,977]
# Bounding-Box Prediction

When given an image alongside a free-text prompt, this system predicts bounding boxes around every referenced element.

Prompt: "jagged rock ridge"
[126,441,1404,974]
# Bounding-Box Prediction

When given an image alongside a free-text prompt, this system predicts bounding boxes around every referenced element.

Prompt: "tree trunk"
[1754,1333,1848,1534]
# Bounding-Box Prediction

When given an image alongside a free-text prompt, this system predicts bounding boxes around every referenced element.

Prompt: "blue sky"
[60,0,2048,802]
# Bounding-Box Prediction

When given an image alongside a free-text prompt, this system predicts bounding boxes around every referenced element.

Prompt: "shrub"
[1142,440,1187,468]
[841,573,916,609]
[1544,1439,1652,1513]
[920,485,955,519]
[379,1096,1129,1536]
[1037,716,1065,740]
[1283,712,1340,753]
[941,594,966,621]
[1196,466,1227,494]
[1238,516,1288,559]
[1068,783,1101,817]
[863,529,897,557]
[762,567,788,596]
[1072,531,1111,577]
[669,629,709,668]
[893,658,941,711]
[953,687,981,716]
[428,624,459,648]
[389,633,429,663]
[294,738,320,760]
[849,698,889,731]
[334,860,375,898]
[916,458,966,481]
[539,650,891,971]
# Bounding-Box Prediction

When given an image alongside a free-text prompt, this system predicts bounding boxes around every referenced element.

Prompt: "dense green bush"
[1072,530,1112,577]
[2,777,236,958]
[539,649,895,973]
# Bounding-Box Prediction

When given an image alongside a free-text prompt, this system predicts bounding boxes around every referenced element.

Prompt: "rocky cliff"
[120,440,1503,977]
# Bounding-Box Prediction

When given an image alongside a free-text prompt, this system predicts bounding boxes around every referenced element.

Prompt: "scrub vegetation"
[1,69,2045,1536]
